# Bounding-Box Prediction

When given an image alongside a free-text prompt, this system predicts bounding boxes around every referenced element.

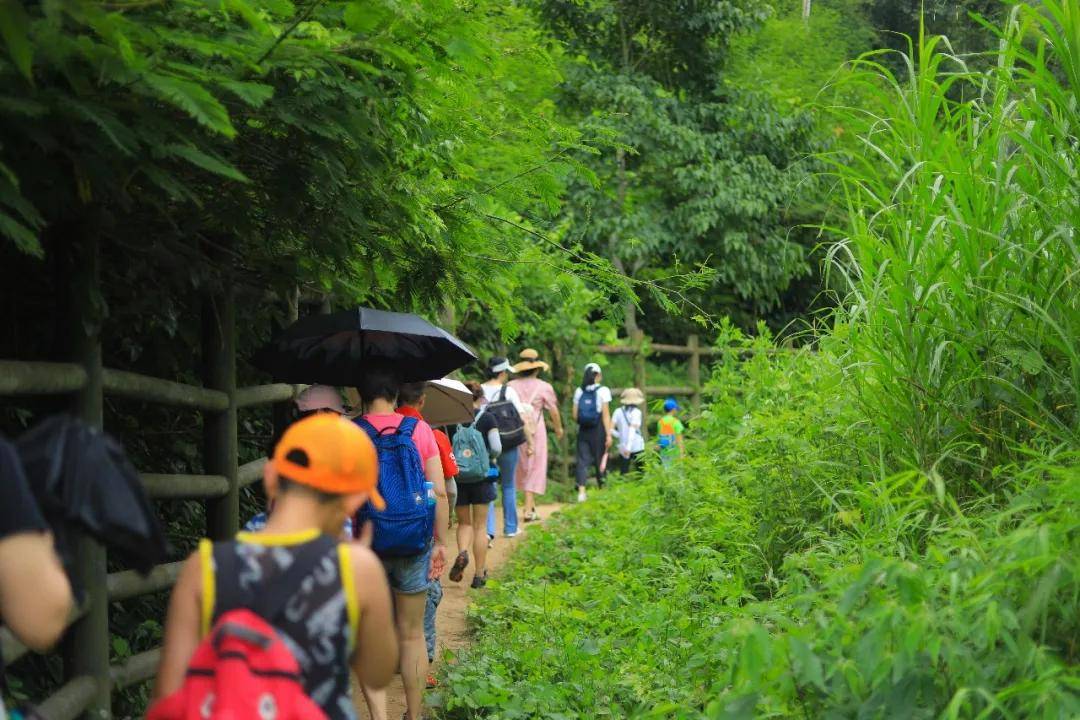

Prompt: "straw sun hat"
[620,388,646,405]
[512,348,550,374]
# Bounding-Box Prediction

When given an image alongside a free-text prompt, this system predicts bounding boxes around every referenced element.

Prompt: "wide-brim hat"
[512,348,550,374]
[620,387,645,405]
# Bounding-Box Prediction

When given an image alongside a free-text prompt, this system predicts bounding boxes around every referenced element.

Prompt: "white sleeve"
[572,387,582,405]
[599,386,613,406]
[487,428,502,457]
[630,407,642,428]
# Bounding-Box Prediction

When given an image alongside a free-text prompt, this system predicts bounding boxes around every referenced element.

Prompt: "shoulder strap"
[497,385,507,403]
[398,415,419,438]
[354,417,378,439]
[254,536,338,621]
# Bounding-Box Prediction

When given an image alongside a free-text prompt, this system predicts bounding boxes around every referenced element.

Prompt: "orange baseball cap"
[271,414,384,509]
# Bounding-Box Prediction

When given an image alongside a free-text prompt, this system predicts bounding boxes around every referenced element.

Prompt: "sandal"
[523,510,540,522]
[448,550,469,583]
[470,570,488,589]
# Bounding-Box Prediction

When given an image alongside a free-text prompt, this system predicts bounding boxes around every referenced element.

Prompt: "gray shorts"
[380,543,432,594]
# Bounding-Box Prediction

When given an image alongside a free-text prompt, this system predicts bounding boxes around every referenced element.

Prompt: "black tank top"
[202,530,357,720]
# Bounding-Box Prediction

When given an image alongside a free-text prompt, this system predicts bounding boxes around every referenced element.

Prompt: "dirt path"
[357,503,563,720]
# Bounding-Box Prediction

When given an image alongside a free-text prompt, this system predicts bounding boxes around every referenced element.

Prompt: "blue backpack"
[354,416,434,557]
[577,387,601,428]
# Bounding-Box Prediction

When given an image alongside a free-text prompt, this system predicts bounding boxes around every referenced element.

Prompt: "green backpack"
[453,420,491,483]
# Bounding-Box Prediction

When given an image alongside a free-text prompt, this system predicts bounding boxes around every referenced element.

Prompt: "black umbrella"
[16,416,168,592]
[253,307,477,385]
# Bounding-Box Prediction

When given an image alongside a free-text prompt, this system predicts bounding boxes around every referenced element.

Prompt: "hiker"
[447,381,502,590]
[573,363,612,502]
[0,438,73,658]
[657,397,686,462]
[354,367,450,720]
[248,384,351,534]
[395,381,460,688]
[151,414,398,720]
[508,348,563,521]
[611,387,646,474]
[480,357,531,540]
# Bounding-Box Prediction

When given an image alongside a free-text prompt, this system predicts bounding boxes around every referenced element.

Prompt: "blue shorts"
[380,543,432,595]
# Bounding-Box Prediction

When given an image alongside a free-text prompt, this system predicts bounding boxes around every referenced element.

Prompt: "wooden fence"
[554,330,723,479]
[0,238,301,719]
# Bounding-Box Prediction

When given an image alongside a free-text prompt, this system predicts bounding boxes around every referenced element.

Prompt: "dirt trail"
[357,503,563,720]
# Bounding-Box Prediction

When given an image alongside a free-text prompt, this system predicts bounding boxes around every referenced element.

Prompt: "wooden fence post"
[61,234,111,719]
[688,334,701,413]
[631,330,647,439]
[202,285,238,540]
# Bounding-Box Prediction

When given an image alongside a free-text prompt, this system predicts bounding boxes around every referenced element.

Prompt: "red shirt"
[398,406,458,478]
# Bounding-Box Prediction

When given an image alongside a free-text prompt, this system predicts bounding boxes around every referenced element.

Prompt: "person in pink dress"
[509,348,564,521]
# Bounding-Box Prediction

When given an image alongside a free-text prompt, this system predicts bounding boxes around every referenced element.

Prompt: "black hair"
[464,380,484,401]
[277,450,340,504]
[397,381,427,407]
[520,367,541,378]
[486,356,508,380]
[357,363,401,405]
[581,366,600,389]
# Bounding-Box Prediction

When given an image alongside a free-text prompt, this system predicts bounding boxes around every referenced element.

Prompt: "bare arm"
[154,552,203,699]
[0,532,73,651]
[547,405,564,438]
[425,455,449,579]
[349,545,398,688]
[602,403,613,449]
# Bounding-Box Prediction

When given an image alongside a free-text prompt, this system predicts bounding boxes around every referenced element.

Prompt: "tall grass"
[825,1,1079,496]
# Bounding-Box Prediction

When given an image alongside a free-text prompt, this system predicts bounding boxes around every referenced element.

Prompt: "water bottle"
[424,481,437,507]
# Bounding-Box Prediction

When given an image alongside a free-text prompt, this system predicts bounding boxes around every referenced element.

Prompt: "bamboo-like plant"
[825,2,1079,496]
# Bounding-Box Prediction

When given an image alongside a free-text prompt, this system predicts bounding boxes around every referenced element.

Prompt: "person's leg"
[396,590,430,720]
[471,503,489,578]
[575,436,589,490]
[454,504,473,554]
[524,490,535,516]
[361,686,388,720]
[424,579,443,663]
[497,448,519,535]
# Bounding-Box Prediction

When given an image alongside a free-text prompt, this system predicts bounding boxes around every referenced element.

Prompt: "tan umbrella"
[422,378,475,427]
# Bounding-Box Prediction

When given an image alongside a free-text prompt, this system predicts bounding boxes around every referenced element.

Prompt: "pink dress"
[509,377,559,494]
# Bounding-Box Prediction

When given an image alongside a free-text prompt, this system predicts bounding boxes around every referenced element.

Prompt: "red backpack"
[148,542,330,720]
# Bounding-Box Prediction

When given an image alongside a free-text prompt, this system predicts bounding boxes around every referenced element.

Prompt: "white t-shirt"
[573,385,612,407]
[611,405,645,454]
[481,382,524,413]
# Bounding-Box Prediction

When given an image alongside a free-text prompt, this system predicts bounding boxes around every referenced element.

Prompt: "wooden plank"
[236,383,304,409]
[595,344,638,355]
[141,473,229,500]
[110,648,161,689]
[102,368,228,411]
[107,562,184,602]
[35,676,98,720]
[645,385,695,396]
[0,360,87,395]
[649,342,694,356]
[238,457,267,488]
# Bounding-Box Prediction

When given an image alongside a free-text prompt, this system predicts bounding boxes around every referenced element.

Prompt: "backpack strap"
[354,417,378,440]
[397,415,419,438]
[497,385,507,403]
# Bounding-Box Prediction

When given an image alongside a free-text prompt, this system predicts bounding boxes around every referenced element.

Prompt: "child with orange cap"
[153,414,398,720]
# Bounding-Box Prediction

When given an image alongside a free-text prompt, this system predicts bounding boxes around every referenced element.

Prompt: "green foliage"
[824,1,1080,492]
[437,338,1079,719]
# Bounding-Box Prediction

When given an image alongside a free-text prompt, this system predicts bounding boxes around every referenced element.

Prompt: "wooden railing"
[0,237,302,719]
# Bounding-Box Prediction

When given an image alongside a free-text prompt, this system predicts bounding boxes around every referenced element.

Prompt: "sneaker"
[577,488,587,502]
[487,533,495,548]
[449,550,469,583]
[470,571,488,589]
[505,530,519,538]
[525,510,541,522]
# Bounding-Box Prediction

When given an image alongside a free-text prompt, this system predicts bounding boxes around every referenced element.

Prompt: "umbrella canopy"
[16,416,167,589]
[253,307,476,385]
[422,379,476,427]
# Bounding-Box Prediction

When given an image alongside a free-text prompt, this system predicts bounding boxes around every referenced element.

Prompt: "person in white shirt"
[611,387,646,474]
[480,357,531,539]
[572,363,612,502]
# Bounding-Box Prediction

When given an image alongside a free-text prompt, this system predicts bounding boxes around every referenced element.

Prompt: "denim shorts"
[380,543,432,595]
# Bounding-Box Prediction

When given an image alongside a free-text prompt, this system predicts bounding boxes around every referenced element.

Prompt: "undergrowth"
[435,343,1078,719]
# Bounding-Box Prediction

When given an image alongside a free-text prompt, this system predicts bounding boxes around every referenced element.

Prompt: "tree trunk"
[608,146,638,337]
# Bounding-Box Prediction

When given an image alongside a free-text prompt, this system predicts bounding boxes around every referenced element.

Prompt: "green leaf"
[220,80,275,108]
[163,144,249,183]
[789,636,826,691]
[0,0,33,80]
[142,74,235,138]
[0,210,42,256]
